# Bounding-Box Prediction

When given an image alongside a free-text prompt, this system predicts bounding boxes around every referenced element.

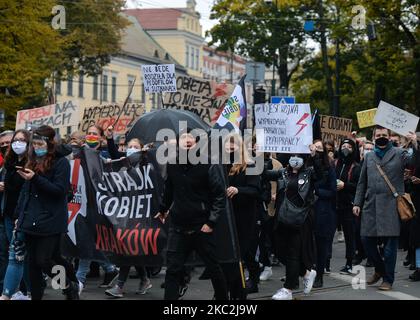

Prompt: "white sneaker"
[337,231,345,243]
[303,270,317,295]
[259,266,273,281]
[10,291,31,301]
[272,288,293,300]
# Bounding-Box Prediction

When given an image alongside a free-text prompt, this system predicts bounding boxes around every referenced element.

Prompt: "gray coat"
[354,147,416,237]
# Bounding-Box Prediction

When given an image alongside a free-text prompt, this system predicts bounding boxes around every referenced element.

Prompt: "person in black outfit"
[311,140,337,288]
[15,125,79,300]
[335,139,361,274]
[267,146,321,300]
[156,129,228,300]
[224,134,261,297]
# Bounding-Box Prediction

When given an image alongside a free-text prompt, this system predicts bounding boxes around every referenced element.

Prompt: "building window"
[196,48,199,70]
[102,74,108,102]
[78,73,84,98]
[191,47,194,70]
[67,75,73,96]
[93,76,98,100]
[127,76,135,103]
[111,76,117,102]
[55,78,61,95]
[186,46,189,68]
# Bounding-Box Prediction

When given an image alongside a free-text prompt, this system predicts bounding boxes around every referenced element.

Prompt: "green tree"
[0,0,130,129]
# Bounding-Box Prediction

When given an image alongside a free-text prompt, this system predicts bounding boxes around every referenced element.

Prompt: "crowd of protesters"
[0,123,419,301]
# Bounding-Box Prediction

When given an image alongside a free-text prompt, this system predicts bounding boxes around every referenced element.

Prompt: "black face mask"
[341,148,352,158]
[0,146,8,156]
[375,137,389,147]
[392,141,399,147]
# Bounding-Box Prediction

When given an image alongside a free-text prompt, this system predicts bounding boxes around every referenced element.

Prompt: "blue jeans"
[76,259,115,284]
[363,236,399,285]
[0,221,8,293]
[416,248,420,268]
[2,226,31,298]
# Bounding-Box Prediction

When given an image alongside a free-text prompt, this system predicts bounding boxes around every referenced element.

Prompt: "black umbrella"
[126,109,210,144]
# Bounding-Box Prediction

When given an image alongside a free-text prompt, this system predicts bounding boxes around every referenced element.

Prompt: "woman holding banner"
[265,145,321,300]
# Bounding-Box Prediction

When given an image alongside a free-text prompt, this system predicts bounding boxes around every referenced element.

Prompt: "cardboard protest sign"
[255,104,313,154]
[16,100,79,130]
[374,101,420,136]
[357,108,377,129]
[141,64,176,94]
[79,103,145,134]
[320,115,353,147]
[163,75,234,126]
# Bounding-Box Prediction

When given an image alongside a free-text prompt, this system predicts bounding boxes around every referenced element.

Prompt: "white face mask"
[289,156,304,169]
[126,147,140,157]
[11,141,27,155]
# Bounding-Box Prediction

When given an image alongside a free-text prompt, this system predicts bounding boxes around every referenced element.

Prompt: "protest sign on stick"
[255,103,313,154]
[79,103,145,135]
[374,101,419,136]
[142,64,176,94]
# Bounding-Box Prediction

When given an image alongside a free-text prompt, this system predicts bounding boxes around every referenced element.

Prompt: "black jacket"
[17,152,71,236]
[161,163,226,231]
[335,158,361,210]
[228,164,260,256]
[2,159,26,220]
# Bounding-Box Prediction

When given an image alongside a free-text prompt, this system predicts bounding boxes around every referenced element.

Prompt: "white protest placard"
[374,101,419,136]
[141,64,177,94]
[16,100,79,130]
[255,103,313,154]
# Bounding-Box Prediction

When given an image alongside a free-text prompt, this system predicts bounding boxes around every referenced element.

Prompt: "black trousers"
[337,208,356,262]
[164,228,228,300]
[258,218,273,267]
[315,235,329,277]
[283,227,306,290]
[354,215,366,258]
[26,234,77,300]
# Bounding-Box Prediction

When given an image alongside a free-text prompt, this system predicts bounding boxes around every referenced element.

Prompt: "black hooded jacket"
[335,139,361,209]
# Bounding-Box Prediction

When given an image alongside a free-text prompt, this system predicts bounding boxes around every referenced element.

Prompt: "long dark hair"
[4,129,31,169]
[27,126,57,174]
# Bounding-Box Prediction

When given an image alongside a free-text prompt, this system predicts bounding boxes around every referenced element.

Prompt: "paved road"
[43,237,420,300]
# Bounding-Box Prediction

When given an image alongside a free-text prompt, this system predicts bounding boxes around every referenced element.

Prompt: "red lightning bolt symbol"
[68,159,81,224]
[295,113,310,136]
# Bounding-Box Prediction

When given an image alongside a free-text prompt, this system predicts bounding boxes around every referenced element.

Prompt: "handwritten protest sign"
[320,115,353,147]
[141,64,176,94]
[79,103,145,134]
[357,108,377,128]
[163,75,234,125]
[374,101,419,136]
[16,100,79,130]
[255,104,313,154]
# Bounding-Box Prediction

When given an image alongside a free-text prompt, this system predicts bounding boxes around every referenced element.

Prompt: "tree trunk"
[318,0,334,114]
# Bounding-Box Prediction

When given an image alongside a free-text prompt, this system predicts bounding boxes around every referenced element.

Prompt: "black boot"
[313,276,323,288]
[245,278,259,294]
[63,281,80,300]
[409,269,420,281]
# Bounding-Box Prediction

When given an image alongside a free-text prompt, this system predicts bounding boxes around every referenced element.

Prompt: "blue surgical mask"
[34,148,48,157]
[126,147,140,157]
